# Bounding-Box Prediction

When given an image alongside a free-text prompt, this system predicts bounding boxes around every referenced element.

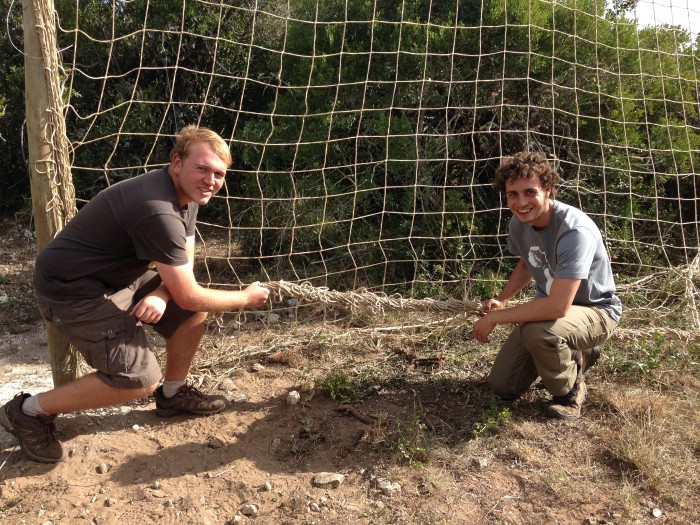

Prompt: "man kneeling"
[472,152,621,420]
[0,126,269,463]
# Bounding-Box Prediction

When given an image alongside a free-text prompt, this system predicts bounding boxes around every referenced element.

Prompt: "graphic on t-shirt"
[528,245,554,295]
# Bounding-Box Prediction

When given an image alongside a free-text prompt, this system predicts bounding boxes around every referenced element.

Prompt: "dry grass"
[145,278,700,523]
[596,383,700,506]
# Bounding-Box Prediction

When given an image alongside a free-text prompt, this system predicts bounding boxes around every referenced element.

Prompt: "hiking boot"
[0,393,66,463]
[154,384,228,417]
[545,380,588,420]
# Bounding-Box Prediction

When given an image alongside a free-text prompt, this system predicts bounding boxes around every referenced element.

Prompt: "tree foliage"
[1,0,697,287]
[0,0,29,214]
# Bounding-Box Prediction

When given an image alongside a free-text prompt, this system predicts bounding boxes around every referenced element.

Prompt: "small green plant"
[473,398,512,438]
[636,332,667,374]
[316,368,360,401]
[0,275,9,285]
[394,413,429,467]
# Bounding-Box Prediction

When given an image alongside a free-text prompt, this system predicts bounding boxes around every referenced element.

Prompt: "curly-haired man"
[472,151,621,419]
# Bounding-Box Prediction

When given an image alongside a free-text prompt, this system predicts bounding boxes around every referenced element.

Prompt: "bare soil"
[1,217,698,525]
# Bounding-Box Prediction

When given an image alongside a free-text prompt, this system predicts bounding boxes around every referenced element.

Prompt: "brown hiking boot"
[0,393,66,463]
[154,384,228,417]
[545,380,588,420]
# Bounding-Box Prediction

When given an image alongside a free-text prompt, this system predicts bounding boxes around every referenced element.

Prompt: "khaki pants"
[487,305,618,398]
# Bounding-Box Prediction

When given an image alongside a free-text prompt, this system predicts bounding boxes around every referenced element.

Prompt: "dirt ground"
[1,216,699,525]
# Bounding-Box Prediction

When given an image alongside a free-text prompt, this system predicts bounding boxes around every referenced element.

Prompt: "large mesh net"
[36,0,700,335]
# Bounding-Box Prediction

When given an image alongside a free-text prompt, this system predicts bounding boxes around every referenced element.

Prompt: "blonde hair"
[170,125,232,167]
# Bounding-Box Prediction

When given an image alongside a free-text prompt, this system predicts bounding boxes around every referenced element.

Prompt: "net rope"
[262,280,484,317]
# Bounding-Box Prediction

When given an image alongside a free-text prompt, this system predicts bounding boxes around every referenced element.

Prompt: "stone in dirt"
[312,472,345,489]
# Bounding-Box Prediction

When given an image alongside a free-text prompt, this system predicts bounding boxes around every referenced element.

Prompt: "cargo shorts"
[34,271,200,389]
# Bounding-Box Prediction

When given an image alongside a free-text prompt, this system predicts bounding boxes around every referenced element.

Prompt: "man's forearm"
[488,277,581,325]
[177,286,257,312]
[495,259,533,304]
[486,296,563,325]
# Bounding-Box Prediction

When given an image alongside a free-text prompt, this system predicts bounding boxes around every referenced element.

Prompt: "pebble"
[311,472,345,489]
[251,363,265,372]
[270,438,282,451]
[219,378,236,391]
[104,498,117,507]
[96,463,110,474]
[164,499,174,508]
[309,502,320,512]
[373,478,401,496]
[240,503,258,516]
[374,500,386,511]
[225,516,242,524]
[287,391,301,405]
[262,481,273,492]
[651,507,662,518]
[208,436,225,449]
[232,394,248,404]
[472,457,488,469]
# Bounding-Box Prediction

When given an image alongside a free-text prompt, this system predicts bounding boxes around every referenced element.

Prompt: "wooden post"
[23,0,80,386]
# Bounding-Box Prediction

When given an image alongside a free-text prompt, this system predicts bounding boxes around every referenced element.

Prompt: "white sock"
[21,395,48,417]
[162,380,186,398]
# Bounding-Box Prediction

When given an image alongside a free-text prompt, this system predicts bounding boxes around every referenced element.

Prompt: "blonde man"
[1,126,269,463]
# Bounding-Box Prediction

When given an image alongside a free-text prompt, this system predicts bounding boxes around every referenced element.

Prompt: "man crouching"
[472,152,621,420]
[1,126,269,462]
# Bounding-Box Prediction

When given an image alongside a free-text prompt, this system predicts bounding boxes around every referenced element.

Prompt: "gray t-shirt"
[507,200,622,322]
[34,168,198,300]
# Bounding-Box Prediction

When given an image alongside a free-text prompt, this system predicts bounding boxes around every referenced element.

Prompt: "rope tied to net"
[261,280,484,317]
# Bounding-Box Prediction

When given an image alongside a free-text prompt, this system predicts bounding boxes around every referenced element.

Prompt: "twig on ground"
[335,401,375,424]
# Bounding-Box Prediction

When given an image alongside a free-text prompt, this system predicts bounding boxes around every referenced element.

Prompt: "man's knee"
[155,308,207,339]
[122,381,159,400]
[192,311,208,323]
[96,369,162,391]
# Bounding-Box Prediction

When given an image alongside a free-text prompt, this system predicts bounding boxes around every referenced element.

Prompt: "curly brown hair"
[170,125,232,167]
[493,151,560,197]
